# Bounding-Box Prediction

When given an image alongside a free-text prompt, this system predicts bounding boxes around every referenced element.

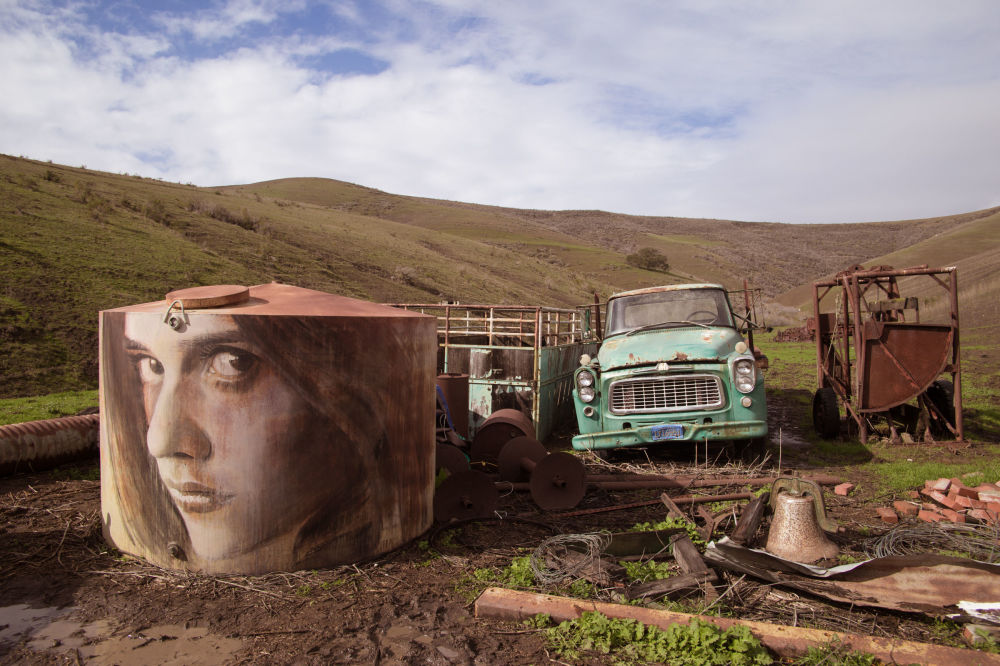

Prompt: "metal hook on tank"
[163,299,188,331]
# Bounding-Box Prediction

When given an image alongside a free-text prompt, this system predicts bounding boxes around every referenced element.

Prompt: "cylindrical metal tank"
[99,283,437,574]
[436,372,469,440]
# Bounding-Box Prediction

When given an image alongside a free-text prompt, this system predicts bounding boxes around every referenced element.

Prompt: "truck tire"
[924,379,955,437]
[812,388,840,439]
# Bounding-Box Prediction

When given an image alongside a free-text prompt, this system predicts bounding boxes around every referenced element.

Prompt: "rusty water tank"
[436,372,469,440]
[99,284,436,574]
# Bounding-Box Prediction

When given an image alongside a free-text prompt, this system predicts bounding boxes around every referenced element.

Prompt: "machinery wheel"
[924,379,955,437]
[812,388,840,439]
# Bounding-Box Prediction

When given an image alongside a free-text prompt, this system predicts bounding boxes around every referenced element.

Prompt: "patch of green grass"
[0,389,98,425]
[472,555,536,589]
[631,516,705,548]
[792,639,877,665]
[620,559,676,583]
[50,464,100,481]
[863,450,1000,495]
[544,611,772,665]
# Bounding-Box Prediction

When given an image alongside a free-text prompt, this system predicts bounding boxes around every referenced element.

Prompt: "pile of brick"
[876,476,1000,524]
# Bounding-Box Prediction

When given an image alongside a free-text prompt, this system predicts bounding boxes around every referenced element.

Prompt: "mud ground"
[1,397,994,664]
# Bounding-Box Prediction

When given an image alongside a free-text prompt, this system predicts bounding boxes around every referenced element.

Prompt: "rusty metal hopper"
[860,321,954,411]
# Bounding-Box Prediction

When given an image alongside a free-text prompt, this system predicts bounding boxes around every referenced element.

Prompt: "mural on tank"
[99,284,436,574]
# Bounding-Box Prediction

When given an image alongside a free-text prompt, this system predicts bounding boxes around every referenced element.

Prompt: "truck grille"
[609,374,724,414]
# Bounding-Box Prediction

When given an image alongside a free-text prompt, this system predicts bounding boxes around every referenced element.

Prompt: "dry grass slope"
[3,154,997,398]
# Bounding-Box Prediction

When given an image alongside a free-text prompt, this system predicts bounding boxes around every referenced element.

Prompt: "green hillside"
[776,208,1000,328]
[3,153,997,399]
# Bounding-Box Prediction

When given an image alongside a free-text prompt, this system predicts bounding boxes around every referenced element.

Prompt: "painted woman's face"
[123,314,328,561]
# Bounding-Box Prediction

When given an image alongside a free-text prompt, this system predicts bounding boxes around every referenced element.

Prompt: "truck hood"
[598,327,744,370]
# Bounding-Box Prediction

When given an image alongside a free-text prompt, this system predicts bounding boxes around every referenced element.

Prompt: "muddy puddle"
[0,604,243,664]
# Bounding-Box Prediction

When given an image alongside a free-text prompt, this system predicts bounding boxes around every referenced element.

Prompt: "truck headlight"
[577,370,594,388]
[579,386,596,403]
[734,358,756,394]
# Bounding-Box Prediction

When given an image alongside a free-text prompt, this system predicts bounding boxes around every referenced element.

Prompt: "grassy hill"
[776,208,1000,328]
[2,153,996,399]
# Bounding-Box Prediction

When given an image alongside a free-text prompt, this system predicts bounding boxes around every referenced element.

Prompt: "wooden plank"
[474,588,1000,665]
[731,494,768,546]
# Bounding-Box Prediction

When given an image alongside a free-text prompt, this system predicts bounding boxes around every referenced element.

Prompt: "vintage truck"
[570,283,767,456]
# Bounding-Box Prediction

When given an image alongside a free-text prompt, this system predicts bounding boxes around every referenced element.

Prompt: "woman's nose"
[146,379,212,460]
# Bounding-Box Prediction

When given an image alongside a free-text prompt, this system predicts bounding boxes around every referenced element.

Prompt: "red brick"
[970,498,988,510]
[940,508,962,522]
[987,502,1000,515]
[979,491,1000,504]
[968,509,993,524]
[974,484,998,495]
[834,482,854,496]
[956,495,974,509]
[932,477,952,492]
[893,500,919,516]
[922,502,939,512]
[956,486,979,499]
[950,477,964,488]
[906,490,920,500]
[922,489,953,508]
[877,507,899,524]
[918,509,945,522]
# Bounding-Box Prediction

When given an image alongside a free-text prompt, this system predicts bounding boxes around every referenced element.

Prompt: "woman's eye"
[136,356,164,382]
[207,349,256,379]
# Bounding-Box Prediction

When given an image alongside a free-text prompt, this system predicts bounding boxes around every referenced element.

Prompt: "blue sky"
[2,0,999,223]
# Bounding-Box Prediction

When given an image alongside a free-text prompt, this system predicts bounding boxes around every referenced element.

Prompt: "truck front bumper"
[571,420,767,451]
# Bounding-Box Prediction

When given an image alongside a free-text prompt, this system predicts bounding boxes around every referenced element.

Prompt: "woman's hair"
[102,310,433,571]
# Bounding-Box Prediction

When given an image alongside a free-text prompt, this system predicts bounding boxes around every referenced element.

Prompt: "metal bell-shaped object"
[765,490,839,564]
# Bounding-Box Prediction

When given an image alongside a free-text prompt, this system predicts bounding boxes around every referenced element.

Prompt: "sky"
[2,1,999,223]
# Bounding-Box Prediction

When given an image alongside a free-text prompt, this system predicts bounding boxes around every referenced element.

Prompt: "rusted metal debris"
[705,537,1000,616]
[810,264,962,444]
[474,587,1000,664]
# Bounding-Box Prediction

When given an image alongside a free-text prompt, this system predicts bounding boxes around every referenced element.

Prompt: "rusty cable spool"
[528,451,587,511]
[497,436,548,483]
[470,409,535,466]
[433,470,498,522]
[435,442,470,477]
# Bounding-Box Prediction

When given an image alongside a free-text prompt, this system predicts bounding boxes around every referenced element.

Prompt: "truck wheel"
[924,379,955,437]
[812,388,840,439]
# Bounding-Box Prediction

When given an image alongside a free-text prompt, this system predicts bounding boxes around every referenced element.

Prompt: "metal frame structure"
[389,303,600,441]
[811,265,962,444]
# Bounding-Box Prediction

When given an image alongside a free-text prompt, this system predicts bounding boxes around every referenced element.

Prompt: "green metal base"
[571,420,767,451]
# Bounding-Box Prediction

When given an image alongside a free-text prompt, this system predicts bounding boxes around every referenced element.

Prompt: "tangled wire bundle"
[530,532,611,585]
[865,522,1000,562]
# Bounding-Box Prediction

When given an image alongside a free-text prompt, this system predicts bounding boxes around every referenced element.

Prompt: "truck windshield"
[605,288,735,336]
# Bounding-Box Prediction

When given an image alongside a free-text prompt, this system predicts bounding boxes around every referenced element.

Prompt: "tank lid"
[166,285,250,309]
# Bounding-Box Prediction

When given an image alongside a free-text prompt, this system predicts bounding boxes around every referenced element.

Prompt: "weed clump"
[544,611,772,665]
[631,516,705,548]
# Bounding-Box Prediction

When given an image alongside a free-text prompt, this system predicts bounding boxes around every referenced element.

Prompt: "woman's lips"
[166,481,235,514]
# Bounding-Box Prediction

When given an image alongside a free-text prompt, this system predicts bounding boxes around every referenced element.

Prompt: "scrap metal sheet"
[705,537,1000,615]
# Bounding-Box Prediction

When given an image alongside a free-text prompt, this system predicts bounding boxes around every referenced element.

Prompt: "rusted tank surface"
[0,414,100,475]
[860,321,953,411]
[99,283,437,574]
[436,372,470,440]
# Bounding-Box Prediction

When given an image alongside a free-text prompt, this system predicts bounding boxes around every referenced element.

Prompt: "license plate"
[650,424,683,441]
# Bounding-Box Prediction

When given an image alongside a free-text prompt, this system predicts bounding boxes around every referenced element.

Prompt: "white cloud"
[1,0,998,222]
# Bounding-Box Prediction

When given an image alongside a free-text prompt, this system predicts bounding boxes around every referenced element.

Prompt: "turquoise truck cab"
[571,284,767,453]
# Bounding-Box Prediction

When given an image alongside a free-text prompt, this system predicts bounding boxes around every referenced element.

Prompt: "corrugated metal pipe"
[0,413,100,476]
